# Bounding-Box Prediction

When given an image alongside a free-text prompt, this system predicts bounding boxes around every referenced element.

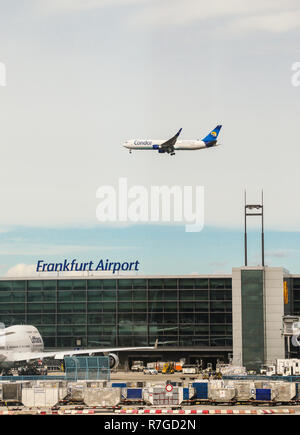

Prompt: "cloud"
[265,249,297,258]
[0,243,136,256]
[34,0,300,34]
[126,0,300,33]
[5,263,38,277]
[35,0,147,15]
[229,10,300,33]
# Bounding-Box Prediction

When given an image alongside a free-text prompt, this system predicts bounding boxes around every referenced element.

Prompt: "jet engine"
[108,353,119,369]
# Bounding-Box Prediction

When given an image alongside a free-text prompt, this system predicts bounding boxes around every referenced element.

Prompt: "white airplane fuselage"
[0,324,157,370]
[124,139,219,151]
[0,325,44,367]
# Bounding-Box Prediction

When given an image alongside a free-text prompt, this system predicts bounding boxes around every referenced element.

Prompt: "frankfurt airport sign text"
[36,259,140,274]
[96,178,204,232]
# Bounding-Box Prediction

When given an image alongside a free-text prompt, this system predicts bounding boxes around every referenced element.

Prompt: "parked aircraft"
[0,324,157,370]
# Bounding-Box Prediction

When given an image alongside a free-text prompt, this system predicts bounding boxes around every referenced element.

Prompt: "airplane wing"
[9,341,158,362]
[160,128,182,154]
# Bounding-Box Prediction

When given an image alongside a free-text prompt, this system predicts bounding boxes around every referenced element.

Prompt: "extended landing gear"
[129,150,132,154]
[167,147,176,156]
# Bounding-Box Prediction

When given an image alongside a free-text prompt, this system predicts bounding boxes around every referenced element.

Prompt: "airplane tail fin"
[202,125,222,146]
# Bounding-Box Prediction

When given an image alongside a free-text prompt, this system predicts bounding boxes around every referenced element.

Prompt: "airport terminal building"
[0,267,299,370]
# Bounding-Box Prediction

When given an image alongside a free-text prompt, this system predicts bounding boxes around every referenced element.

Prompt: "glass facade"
[0,277,232,350]
[292,278,300,315]
[288,277,300,357]
[241,270,265,371]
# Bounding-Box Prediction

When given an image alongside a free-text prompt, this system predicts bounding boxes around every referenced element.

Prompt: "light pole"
[244,190,264,266]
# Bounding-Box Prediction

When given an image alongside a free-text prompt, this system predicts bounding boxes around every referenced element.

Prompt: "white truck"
[131,361,145,372]
[182,365,198,374]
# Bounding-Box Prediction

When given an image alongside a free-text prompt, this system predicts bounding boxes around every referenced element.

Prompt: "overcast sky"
[0,0,300,275]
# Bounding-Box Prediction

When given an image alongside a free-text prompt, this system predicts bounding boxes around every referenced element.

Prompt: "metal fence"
[64,356,110,381]
[223,375,300,383]
[0,375,66,381]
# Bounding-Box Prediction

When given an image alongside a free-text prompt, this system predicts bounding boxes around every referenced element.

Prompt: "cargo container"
[224,380,255,402]
[1,383,22,403]
[35,380,68,401]
[255,389,272,401]
[67,383,85,402]
[217,364,247,376]
[125,388,143,400]
[260,359,300,376]
[83,387,121,407]
[255,386,278,402]
[183,388,190,401]
[192,381,208,400]
[276,359,300,376]
[143,386,194,406]
[208,386,236,403]
[22,387,60,408]
[272,382,296,402]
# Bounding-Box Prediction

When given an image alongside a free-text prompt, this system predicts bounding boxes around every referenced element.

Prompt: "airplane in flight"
[0,324,158,371]
[123,125,222,156]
